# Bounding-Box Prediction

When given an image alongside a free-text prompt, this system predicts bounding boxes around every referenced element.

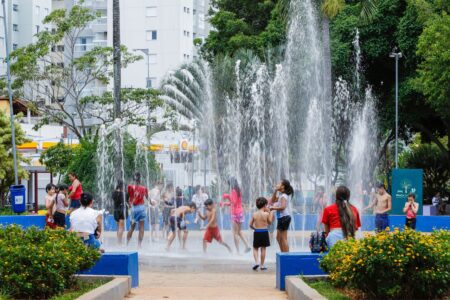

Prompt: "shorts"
[70,199,81,209]
[114,208,127,222]
[375,213,389,232]
[326,229,344,248]
[277,215,291,231]
[253,229,270,248]
[150,206,159,225]
[405,218,416,230]
[204,226,222,243]
[163,207,172,225]
[131,205,146,224]
[231,212,244,224]
[81,234,101,249]
[170,216,186,232]
[53,211,66,227]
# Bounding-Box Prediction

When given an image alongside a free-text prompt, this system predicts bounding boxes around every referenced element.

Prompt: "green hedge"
[320,228,450,299]
[0,226,100,299]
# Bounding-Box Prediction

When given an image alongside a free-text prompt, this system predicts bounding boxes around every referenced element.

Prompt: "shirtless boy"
[364,183,392,232]
[166,203,196,251]
[249,197,274,271]
[198,199,232,253]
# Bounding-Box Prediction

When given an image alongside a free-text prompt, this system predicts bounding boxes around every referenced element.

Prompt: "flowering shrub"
[320,228,450,299]
[0,225,100,299]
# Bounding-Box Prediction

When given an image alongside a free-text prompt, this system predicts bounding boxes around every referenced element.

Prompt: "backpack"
[309,231,328,253]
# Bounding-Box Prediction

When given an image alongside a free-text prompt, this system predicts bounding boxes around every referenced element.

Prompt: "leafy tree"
[201,0,288,60]
[10,3,142,139]
[0,110,29,205]
[39,142,74,183]
[414,13,450,121]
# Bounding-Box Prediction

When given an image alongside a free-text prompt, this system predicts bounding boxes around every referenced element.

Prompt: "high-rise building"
[0,0,52,76]
[112,0,210,89]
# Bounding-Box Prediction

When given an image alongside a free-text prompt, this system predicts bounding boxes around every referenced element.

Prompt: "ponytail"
[335,186,356,239]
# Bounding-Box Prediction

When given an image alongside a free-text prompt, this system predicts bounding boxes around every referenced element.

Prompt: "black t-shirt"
[112,191,125,210]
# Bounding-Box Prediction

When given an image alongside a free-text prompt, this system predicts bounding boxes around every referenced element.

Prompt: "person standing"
[53,184,69,228]
[45,183,57,229]
[322,186,361,248]
[149,182,162,241]
[193,185,208,229]
[403,193,419,229]
[112,180,127,244]
[249,197,274,271]
[68,172,83,212]
[364,183,392,232]
[126,172,148,248]
[222,177,251,254]
[161,183,175,238]
[270,179,294,253]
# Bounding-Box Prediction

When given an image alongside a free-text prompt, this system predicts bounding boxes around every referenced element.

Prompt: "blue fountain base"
[276,252,325,290]
[1,214,448,232]
[79,252,139,287]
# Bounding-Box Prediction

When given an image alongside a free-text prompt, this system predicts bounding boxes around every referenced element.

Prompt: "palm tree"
[159,60,209,120]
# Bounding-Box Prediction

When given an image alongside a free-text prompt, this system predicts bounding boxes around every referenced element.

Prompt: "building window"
[149,54,157,64]
[13,44,18,50]
[35,5,40,15]
[57,45,64,52]
[146,6,157,17]
[13,24,18,31]
[45,27,49,32]
[44,8,49,15]
[193,9,196,15]
[36,25,40,34]
[13,4,18,12]
[187,8,190,13]
[146,30,157,40]
[57,62,64,68]
[148,77,157,88]
[51,46,56,52]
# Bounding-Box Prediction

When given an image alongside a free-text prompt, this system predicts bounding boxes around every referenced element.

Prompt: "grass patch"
[50,279,109,300]
[1,279,110,300]
[305,279,350,300]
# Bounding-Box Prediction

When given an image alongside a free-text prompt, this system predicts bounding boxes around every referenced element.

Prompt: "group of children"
[163,195,275,271]
[45,183,70,228]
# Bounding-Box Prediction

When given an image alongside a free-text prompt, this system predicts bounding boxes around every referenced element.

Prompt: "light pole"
[2,0,18,185]
[389,47,402,169]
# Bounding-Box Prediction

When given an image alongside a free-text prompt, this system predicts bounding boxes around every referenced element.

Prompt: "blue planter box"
[276,252,326,290]
[79,252,139,287]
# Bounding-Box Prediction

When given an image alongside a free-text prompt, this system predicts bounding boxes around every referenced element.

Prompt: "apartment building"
[110,0,211,89]
[0,0,52,76]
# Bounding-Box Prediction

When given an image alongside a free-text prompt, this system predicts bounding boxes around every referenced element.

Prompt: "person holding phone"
[403,193,419,230]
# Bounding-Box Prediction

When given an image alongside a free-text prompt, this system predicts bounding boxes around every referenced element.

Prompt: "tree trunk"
[113,0,123,183]
[113,0,121,118]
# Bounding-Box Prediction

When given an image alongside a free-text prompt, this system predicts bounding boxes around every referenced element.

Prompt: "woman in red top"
[68,172,83,212]
[321,185,361,248]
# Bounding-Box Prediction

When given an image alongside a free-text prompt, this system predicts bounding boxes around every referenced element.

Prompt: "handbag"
[309,231,328,253]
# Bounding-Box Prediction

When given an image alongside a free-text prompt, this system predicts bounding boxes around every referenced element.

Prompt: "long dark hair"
[335,186,356,239]
[228,177,241,198]
[80,192,94,208]
[281,179,294,196]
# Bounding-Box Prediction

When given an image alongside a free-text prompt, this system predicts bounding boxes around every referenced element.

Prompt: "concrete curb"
[285,276,327,300]
[76,275,131,300]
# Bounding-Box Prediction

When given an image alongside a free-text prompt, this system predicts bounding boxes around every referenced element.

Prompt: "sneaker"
[260,266,267,271]
[252,264,259,271]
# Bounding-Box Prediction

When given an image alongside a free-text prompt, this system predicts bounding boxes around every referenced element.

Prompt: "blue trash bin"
[10,185,26,213]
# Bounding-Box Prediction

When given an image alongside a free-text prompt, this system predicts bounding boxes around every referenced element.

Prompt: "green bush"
[320,228,450,299]
[0,225,100,299]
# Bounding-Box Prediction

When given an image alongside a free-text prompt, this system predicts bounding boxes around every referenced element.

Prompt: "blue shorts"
[131,205,146,224]
[375,213,389,232]
[326,229,344,248]
[70,199,81,209]
[81,234,100,249]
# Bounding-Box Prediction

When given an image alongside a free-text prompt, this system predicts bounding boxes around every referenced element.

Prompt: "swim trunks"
[204,226,222,243]
[253,228,270,248]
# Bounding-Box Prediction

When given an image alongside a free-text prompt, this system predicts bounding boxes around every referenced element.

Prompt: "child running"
[249,197,274,271]
[198,199,232,253]
[166,202,197,251]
